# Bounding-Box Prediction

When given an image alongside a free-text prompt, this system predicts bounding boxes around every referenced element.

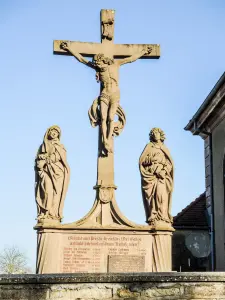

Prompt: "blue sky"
[1,0,225,270]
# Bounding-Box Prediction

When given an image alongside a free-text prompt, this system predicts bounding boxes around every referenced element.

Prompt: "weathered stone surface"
[1,273,225,299]
[137,283,183,297]
[2,272,225,284]
[108,255,145,273]
[36,230,153,274]
[184,282,225,297]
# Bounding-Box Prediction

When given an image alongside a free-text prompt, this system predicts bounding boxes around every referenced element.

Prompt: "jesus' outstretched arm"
[60,42,96,69]
[118,46,152,66]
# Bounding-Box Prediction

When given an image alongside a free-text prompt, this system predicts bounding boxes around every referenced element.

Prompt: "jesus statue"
[60,42,152,153]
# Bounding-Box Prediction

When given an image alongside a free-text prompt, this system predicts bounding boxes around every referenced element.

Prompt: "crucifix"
[54,9,160,226]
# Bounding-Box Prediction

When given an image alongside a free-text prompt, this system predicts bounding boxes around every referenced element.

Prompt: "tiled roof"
[173,192,209,229]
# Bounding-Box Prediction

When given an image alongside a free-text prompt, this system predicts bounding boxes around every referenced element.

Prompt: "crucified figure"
[60,42,152,153]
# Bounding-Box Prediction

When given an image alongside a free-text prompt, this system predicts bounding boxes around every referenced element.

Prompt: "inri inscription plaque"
[108,255,145,272]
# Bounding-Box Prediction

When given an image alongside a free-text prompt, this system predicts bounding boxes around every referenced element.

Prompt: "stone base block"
[36,228,173,274]
[152,231,172,271]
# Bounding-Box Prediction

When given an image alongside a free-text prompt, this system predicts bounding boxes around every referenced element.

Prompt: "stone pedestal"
[34,130,174,274]
[35,215,173,274]
[36,228,153,274]
[152,231,172,272]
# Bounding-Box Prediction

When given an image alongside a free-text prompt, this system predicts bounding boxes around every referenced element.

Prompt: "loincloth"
[99,92,120,106]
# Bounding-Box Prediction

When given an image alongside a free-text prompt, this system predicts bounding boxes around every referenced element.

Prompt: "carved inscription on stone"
[108,255,145,272]
[61,233,152,273]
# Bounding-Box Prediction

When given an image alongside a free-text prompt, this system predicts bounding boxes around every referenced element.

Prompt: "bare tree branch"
[0,246,30,274]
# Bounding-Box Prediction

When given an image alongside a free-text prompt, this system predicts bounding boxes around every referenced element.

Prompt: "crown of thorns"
[93,53,114,65]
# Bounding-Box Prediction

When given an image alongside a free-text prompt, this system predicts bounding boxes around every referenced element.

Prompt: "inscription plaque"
[108,255,145,272]
[60,232,152,273]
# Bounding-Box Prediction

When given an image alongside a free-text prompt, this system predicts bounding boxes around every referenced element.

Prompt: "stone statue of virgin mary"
[35,125,70,224]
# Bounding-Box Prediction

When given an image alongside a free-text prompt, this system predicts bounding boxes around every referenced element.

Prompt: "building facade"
[185,72,225,270]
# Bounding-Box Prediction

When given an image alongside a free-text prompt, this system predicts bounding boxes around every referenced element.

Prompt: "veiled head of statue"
[149,127,165,142]
[47,125,61,140]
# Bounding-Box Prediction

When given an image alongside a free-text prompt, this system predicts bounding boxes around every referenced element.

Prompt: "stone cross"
[54,10,160,59]
[53,9,160,226]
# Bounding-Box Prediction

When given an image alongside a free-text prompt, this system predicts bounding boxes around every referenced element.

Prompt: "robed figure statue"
[35,125,70,223]
[139,128,174,228]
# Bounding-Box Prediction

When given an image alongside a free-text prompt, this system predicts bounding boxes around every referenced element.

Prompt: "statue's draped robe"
[35,132,70,221]
[139,142,174,224]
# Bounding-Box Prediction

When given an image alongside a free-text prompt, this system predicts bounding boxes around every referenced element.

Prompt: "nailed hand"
[145,46,152,55]
[60,42,69,50]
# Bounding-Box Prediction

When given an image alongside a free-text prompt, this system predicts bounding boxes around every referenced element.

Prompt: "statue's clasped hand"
[38,153,48,160]
[46,154,55,164]
[36,159,46,170]
[37,153,54,164]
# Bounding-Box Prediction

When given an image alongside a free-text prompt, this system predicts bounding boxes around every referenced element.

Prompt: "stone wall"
[1,272,225,299]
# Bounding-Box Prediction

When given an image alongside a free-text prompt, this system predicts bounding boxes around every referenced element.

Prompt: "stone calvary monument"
[34,9,174,274]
